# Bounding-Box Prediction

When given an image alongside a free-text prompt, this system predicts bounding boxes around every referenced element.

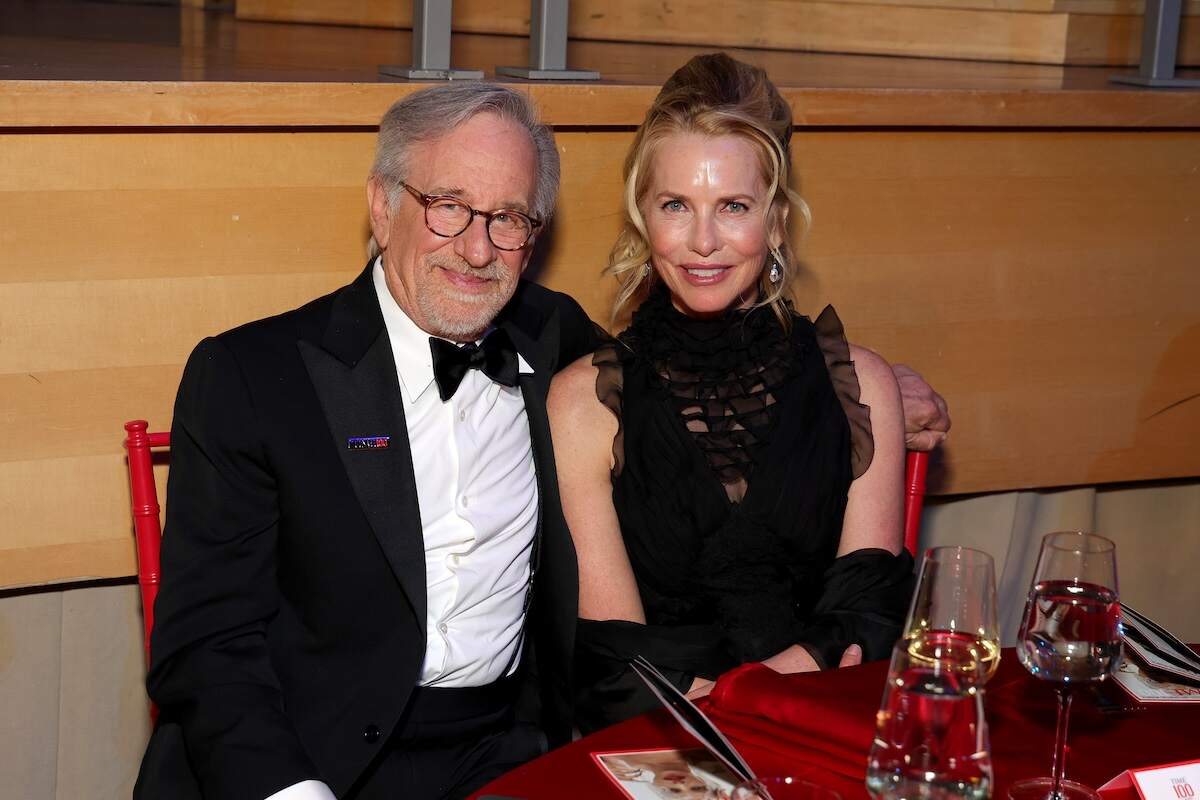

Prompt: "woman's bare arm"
[761,344,905,675]
[838,344,905,558]
[547,355,646,623]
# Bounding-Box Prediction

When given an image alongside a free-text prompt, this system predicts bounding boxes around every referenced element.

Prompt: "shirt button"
[459,409,466,422]
[461,495,469,508]
[439,622,448,634]
[363,724,381,744]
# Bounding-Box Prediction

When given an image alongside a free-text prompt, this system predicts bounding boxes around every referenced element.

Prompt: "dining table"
[473,649,1200,799]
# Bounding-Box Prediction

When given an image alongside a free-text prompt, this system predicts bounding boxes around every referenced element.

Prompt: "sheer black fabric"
[627,290,798,502]
[576,288,913,733]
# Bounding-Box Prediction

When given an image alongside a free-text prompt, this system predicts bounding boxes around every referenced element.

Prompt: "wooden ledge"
[4,79,1200,129]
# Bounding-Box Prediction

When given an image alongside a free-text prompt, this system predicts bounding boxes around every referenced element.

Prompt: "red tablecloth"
[475,651,1200,799]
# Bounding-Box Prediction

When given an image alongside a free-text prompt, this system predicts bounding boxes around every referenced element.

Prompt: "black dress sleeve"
[813,305,874,480]
[574,619,736,735]
[792,547,915,669]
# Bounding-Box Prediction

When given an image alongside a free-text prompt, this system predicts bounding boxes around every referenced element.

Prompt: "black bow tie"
[429,329,520,401]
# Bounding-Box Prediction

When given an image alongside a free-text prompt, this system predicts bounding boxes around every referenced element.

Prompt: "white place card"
[1101,760,1200,800]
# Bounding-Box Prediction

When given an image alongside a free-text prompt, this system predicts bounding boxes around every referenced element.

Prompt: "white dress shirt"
[372,259,538,687]
[267,260,539,800]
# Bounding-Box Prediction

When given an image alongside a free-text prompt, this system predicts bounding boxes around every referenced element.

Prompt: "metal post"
[1110,0,1200,88]
[381,0,482,80]
[496,0,599,80]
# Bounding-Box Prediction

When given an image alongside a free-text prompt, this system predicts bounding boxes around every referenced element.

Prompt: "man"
[136,85,595,800]
[136,83,949,800]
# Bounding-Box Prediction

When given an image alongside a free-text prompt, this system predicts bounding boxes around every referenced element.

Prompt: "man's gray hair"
[368,84,559,259]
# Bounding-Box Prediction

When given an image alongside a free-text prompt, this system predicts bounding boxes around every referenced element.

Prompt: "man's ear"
[366,177,392,250]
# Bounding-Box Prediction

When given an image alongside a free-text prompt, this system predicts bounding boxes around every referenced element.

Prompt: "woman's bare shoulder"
[550,352,601,406]
[848,343,899,402]
[548,352,613,432]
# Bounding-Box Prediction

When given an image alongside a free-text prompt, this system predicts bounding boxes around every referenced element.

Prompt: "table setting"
[475,532,1200,800]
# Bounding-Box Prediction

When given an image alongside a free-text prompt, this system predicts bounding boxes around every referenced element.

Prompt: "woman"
[548,53,916,733]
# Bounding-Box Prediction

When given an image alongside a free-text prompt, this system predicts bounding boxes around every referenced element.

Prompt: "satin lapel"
[297,286,427,638]
[503,314,558,579]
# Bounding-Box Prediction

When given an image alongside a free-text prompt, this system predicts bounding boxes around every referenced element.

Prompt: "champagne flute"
[866,546,996,800]
[1008,531,1121,800]
[903,547,1001,684]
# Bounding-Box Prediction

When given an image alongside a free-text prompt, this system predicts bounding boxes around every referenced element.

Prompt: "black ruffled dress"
[574,288,915,734]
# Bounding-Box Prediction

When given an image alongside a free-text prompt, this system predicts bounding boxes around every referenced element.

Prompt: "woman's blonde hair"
[607,53,810,327]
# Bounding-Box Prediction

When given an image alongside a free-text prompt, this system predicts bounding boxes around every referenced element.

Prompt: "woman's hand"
[687,678,715,700]
[762,643,863,674]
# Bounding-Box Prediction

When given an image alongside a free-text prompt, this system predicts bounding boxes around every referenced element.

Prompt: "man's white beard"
[416,253,515,341]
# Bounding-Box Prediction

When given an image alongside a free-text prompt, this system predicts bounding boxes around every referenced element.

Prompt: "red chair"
[123,420,170,669]
[903,450,929,558]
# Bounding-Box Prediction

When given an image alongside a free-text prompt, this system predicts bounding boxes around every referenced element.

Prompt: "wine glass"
[903,547,1001,684]
[866,547,996,800]
[1008,531,1121,800]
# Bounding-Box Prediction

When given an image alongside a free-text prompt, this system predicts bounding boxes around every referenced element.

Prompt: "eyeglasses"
[400,182,542,251]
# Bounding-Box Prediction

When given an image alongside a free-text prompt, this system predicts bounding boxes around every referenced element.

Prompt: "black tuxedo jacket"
[137,263,596,800]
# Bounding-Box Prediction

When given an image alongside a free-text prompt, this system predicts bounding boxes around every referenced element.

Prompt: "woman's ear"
[768,201,790,250]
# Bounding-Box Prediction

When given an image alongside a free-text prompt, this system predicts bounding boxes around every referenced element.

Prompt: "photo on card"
[592,747,740,800]
[1112,656,1200,704]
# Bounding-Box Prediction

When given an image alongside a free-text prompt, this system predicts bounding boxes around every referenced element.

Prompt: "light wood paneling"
[0,454,151,586]
[790,130,1200,494]
[236,0,1200,65]
[826,0,1200,14]
[0,367,182,464]
[6,79,1200,130]
[0,274,355,375]
[2,127,1198,588]
[4,5,1200,129]
[0,132,372,192]
[236,0,525,32]
[234,0,1200,24]
[0,188,366,282]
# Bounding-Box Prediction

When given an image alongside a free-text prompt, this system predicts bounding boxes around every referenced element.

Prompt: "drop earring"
[768,257,782,285]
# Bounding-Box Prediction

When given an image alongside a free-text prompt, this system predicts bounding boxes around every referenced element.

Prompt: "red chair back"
[903,450,929,558]
[123,420,170,668]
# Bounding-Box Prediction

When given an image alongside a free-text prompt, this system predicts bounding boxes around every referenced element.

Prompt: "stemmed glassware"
[1008,531,1122,800]
[902,547,1002,685]
[866,547,998,800]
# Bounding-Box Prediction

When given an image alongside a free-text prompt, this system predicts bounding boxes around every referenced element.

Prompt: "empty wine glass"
[866,547,995,800]
[1008,531,1121,800]
[903,547,1001,684]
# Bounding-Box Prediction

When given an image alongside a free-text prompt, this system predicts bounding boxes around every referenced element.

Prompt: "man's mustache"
[426,254,509,281]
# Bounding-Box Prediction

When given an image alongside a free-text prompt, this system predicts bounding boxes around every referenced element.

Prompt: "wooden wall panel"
[0,367,180,463]
[12,80,1200,130]
[236,0,1200,65]
[790,130,1200,495]
[0,273,354,374]
[0,455,162,587]
[1,128,1198,588]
